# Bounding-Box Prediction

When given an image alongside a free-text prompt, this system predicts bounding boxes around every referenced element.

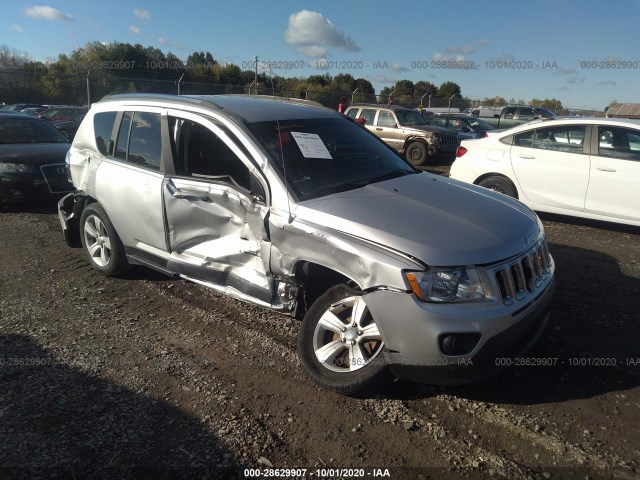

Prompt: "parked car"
[39,106,88,123]
[344,104,459,165]
[59,94,555,395]
[423,114,494,140]
[0,103,47,112]
[0,113,72,203]
[479,106,555,129]
[450,118,640,227]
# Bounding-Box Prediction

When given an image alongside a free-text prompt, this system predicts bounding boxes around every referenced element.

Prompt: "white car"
[450,118,640,227]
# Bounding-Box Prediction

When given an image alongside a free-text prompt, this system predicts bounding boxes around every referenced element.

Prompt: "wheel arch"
[293,261,357,317]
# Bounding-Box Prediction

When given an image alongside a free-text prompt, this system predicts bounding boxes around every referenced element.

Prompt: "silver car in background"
[59,94,555,395]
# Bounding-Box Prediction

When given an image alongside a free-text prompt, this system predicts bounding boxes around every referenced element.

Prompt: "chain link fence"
[0,69,604,117]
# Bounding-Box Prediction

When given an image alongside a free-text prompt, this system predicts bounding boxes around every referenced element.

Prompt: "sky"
[2,0,640,110]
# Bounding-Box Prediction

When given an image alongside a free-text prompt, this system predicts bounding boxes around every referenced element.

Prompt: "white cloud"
[297,46,327,58]
[567,76,586,84]
[284,10,359,57]
[391,62,408,73]
[374,75,396,84]
[11,24,24,33]
[22,5,72,21]
[157,37,184,50]
[129,26,141,35]
[133,8,151,20]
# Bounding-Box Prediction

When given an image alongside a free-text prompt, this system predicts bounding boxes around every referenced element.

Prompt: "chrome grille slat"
[494,239,552,305]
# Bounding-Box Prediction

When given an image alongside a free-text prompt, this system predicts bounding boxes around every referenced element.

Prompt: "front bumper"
[365,276,556,385]
[0,166,72,204]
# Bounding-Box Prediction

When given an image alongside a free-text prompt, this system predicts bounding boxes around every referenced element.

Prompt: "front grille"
[40,164,73,193]
[494,240,552,305]
[438,135,459,146]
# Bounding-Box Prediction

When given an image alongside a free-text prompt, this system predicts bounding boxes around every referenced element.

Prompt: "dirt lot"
[1,198,639,480]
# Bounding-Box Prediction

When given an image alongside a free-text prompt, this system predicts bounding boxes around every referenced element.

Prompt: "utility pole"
[254,55,258,95]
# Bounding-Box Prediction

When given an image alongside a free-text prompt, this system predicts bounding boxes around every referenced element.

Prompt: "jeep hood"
[405,124,455,135]
[293,173,542,266]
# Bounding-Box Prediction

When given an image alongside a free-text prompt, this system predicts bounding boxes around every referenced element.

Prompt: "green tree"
[437,81,462,99]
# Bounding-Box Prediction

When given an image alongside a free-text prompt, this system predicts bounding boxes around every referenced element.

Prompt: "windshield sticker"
[291,132,333,159]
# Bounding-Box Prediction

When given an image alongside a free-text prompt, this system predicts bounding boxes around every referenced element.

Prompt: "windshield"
[247,117,416,201]
[0,118,69,144]
[467,117,493,130]
[534,107,555,118]
[395,109,428,126]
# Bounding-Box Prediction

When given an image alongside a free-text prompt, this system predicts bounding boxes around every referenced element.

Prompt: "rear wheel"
[405,141,428,166]
[80,204,129,276]
[297,284,394,396]
[478,176,518,198]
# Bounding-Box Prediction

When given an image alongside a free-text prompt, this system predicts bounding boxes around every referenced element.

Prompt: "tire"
[80,203,129,277]
[478,176,518,198]
[405,141,428,166]
[297,284,394,396]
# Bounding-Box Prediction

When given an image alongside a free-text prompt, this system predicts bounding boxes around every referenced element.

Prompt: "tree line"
[1,42,567,112]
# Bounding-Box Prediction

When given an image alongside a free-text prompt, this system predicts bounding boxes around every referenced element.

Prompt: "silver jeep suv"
[59,94,555,395]
[344,104,460,166]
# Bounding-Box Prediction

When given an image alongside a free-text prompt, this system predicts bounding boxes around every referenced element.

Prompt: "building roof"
[605,103,640,119]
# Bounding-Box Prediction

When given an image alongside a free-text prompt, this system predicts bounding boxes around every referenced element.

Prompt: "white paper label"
[290,132,333,159]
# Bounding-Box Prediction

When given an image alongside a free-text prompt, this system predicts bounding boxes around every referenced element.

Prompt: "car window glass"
[168,117,250,190]
[504,108,516,119]
[0,118,68,144]
[431,117,448,127]
[127,112,162,170]
[115,112,132,160]
[518,108,536,119]
[532,125,585,153]
[514,129,535,147]
[345,109,358,119]
[377,111,396,127]
[359,109,376,125]
[93,111,117,155]
[598,126,640,161]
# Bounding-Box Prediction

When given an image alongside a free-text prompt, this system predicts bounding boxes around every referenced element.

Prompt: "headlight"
[0,162,35,173]
[405,268,488,303]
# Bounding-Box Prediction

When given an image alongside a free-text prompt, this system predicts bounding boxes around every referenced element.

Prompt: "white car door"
[510,125,589,212]
[585,125,640,223]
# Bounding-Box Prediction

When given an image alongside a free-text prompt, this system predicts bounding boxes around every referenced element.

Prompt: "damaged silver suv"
[59,94,555,395]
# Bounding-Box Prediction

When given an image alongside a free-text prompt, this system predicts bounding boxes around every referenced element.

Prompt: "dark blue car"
[422,114,494,140]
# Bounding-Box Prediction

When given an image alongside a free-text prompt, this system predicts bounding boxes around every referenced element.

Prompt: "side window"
[518,108,536,119]
[359,109,376,125]
[345,108,358,119]
[169,117,251,190]
[532,126,585,153]
[503,108,517,119]
[430,117,448,128]
[377,110,396,127]
[114,112,132,160]
[93,111,117,155]
[598,126,640,161]
[514,129,535,147]
[127,112,162,170]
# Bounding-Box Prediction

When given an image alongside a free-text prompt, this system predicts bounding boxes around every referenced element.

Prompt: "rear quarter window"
[93,111,117,155]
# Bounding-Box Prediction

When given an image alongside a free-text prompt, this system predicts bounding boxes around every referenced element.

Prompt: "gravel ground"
[1,200,639,480]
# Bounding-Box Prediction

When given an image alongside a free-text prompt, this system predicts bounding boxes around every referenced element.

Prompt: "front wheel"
[297,284,394,396]
[405,141,428,166]
[80,203,129,277]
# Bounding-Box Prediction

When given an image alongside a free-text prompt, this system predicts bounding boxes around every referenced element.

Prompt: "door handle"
[518,154,535,159]
[595,166,616,172]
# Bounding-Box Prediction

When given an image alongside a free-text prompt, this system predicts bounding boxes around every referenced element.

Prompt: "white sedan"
[450,118,640,227]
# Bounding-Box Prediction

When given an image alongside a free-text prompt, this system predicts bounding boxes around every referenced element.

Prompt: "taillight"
[456,146,468,158]
[483,131,488,138]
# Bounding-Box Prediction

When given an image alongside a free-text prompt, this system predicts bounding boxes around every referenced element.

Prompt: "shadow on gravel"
[385,244,640,405]
[0,334,241,480]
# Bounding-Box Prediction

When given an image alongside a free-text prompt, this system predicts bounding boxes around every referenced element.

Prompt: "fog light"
[439,333,481,356]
